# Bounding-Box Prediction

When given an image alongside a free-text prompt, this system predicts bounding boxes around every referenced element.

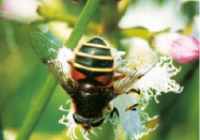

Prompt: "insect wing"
[113,52,158,94]
[30,31,60,62]
[30,31,68,86]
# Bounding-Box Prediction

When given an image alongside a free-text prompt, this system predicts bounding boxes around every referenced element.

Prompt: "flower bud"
[0,0,44,24]
[153,33,181,56]
[170,36,199,63]
[153,33,199,64]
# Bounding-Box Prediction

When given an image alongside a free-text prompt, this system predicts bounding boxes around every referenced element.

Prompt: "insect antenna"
[83,130,87,135]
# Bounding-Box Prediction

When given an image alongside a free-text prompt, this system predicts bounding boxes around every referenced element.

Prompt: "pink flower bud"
[153,33,181,56]
[170,36,199,64]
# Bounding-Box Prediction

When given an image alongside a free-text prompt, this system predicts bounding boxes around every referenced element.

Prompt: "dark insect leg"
[130,108,137,111]
[110,107,119,118]
[125,103,139,111]
[125,88,140,95]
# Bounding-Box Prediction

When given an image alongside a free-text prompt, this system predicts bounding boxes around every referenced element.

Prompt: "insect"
[30,31,157,133]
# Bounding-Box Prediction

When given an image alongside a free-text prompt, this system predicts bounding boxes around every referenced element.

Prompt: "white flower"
[0,0,44,24]
[112,48,126,69]
[109,94,158,140]
[109,54,182,140]
[59,100,82,140]
[121,37,155,60]
[3,130,16,140]
[55,45,74,74]
[119,0,185,32]
[59,100,99,140]
[46,22,73,42]
[136,56,183,104]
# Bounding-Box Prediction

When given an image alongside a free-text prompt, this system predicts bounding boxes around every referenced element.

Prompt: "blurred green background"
[0,0,199,140]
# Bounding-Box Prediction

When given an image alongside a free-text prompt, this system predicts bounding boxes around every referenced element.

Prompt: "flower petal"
[170,36,199,63]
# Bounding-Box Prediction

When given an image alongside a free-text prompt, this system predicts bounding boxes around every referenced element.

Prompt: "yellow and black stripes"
[74,37,114,77]
[75,55,113,68]
[79,45,111,56]
[76,52,113,60]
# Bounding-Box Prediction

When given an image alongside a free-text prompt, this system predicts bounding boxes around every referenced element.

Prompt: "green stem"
[32,14,98,33]
[53,14,97,31]
[36,6,99,33]
[0,0,3,10]
[120,27,155,41]
[16,74,57,140]
[51,14,98,33]
[16,0,101,139]
[0,108,3,140]
[65,0,101,49]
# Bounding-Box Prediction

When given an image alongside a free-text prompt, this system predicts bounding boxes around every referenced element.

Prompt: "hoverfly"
[30,31,157,132]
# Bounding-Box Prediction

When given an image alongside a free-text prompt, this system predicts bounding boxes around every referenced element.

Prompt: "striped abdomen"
[74,37,114,77]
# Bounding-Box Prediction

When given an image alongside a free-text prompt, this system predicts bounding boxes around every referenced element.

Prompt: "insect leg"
[125,88,140,95]
[107,105,112,111]
[114,71,127,81]
[110,107,119,118]
[125,103,139,111]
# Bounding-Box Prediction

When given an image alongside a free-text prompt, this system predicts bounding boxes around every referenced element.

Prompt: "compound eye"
[91,117,105,127]
[73,114,82,124]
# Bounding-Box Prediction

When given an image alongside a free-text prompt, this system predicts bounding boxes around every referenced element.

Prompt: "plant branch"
[120,27,155,40]
[0,108,3,140]
[16,75,57,140]
[65,0,101,49]
[51,14,98,33]
[36,10,98,33]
